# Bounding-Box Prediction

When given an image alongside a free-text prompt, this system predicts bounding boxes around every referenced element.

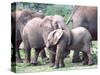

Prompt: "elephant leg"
[24,47,31,63]
[49,51,55,67]
[82,44,93,65]
[16,41,23,63]
[72,50,82,63]
[24,39,31,63]
[59,54,65,67]
[54,45,64,69]
[11,47,16,63]
[16,49,23,63]
[40,49,49,64]
[82,51,88,65]
[87,53,93,65]
[31,48,41,65]
[63,49,70,58]
[11,40,22,63]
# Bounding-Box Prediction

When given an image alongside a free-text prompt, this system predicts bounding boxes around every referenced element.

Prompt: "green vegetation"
[11,2,73,24]
[11,2,97,73]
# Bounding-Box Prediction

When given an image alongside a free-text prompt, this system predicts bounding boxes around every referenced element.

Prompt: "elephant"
[22,15,67,65]
[66,6,97,63]
[46,27,92,68]
[11,9,46,63]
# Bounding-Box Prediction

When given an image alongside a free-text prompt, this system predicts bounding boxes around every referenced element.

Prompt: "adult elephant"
[22,15,67,65]
[66,6,97,63]
[11,9,46,63]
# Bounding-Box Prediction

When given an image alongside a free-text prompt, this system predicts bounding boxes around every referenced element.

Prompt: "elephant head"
[46,28,71,49]
[40,15,66,30]
[40,16,53,28]
[46,29,63,48]
[16,9,33,25]
[52,15,65,29]
[46,29,71,68]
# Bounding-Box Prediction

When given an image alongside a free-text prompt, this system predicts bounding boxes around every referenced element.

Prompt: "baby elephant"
[46,27,92,68]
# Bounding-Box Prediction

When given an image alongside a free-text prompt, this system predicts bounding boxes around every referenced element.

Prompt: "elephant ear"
[52,29,63,45]
[40,16,53,28]
[52,15,65,30]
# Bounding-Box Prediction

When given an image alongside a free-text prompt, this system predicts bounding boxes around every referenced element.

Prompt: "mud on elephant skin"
[46,27,92,68]
[22,15,67,65]
[11,9,46,63]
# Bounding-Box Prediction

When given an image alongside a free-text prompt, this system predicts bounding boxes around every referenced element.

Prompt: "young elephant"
[46,27,92,68]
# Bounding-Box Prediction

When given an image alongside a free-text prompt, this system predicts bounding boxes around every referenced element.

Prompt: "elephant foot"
[72,58,82,63]
[59,64,65,68]
[82,61,88,65]
[88,63,94,66]
[83,62,94,66]
[49,63,55,67]
[16,57,23,63]
[25,60,30,64]
[53,65,59,69]
[83,62,88,65]
[30,62,38,66]
[30,59,38,66]
[72,51,82,63]
[16,60,23,63]
[88,62,94,66]
[42,57,49,64]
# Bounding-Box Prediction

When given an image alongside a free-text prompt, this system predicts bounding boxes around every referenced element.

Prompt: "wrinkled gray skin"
[22,15,67,65]
[68,6,97,63]
[46,27,92,68]
[11,9,45,63]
